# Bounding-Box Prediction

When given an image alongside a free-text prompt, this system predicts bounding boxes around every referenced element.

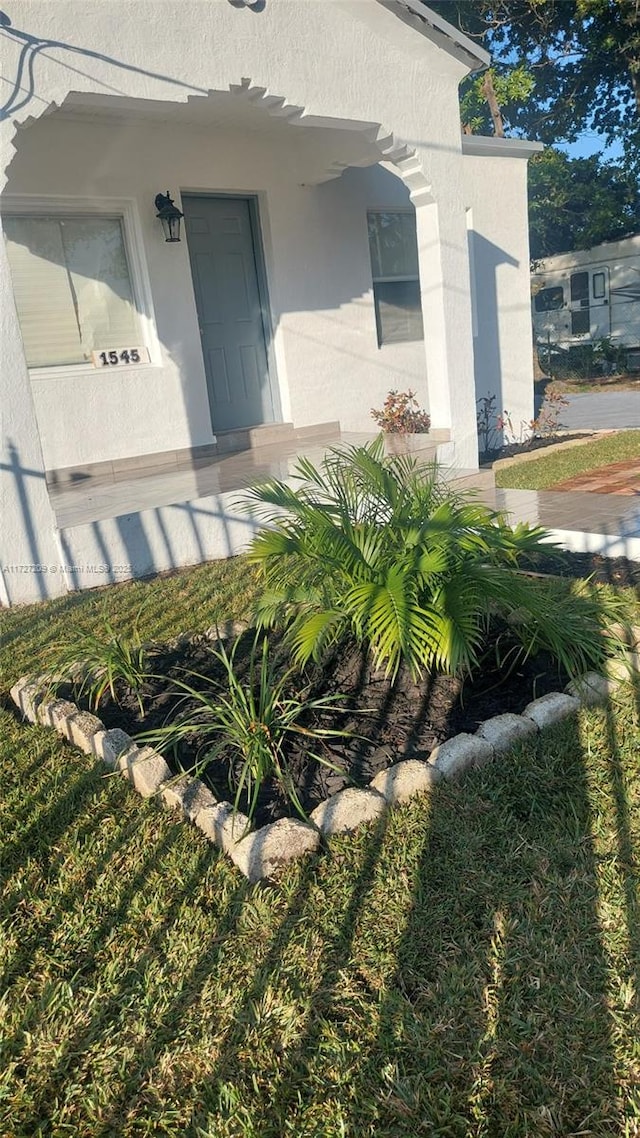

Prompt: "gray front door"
[183,195,275,432]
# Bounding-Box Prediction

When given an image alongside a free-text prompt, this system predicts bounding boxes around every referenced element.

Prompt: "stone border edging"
[9,625,640,884]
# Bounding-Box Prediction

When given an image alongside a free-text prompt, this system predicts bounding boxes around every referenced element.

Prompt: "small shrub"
[371,389,431,434]
[530,388,568,437]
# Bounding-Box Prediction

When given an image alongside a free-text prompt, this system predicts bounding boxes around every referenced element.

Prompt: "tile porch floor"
[49,432,640,562]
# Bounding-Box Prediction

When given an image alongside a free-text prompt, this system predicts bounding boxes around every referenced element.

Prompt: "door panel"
[183,196,275,432]
[569,270,590,337]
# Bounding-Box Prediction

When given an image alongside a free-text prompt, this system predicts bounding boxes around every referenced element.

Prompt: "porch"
[47,429,639,597]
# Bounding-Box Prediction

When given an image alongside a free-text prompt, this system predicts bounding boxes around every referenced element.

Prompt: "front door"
[183,195,275,433]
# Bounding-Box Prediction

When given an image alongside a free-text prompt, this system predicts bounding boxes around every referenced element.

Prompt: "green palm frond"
[243,440,622,681]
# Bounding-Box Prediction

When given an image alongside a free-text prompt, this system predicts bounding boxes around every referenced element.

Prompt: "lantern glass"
[155,192,183,243]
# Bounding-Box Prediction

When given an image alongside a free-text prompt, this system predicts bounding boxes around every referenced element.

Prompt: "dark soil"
[479,432,591,466]
[521,548,640,589]
[64,625,573,830]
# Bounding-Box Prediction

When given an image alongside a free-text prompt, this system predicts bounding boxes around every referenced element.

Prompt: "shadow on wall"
[1,440,50,602]
[56,493,261,592]
[471,232,519,451]
[0,11,212,122]
[1,439,264,604]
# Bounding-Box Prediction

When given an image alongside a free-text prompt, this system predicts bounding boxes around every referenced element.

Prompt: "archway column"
[410,183,479,471]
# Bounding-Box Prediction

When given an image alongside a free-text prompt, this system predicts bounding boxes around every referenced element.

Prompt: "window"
[534,285,564,313]
[3,214,141,369]
[570,271,589,303]
[593,271,606,299]
[367,210,424,345]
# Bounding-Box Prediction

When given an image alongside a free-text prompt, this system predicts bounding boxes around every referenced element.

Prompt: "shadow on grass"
[190,710,636,1134]
[603,686,640,1012]
[1,691,638,1135]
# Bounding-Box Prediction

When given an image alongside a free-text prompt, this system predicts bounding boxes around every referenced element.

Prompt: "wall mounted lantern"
[154,191,184,243]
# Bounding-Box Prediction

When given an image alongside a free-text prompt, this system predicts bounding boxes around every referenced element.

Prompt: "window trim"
[1,194,160,378]
[367,207,424,347]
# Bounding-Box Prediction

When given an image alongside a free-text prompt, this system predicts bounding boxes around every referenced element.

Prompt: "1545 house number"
[91,347,150,367]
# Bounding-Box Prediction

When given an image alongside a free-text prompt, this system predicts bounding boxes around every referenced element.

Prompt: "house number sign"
[91,347,150,367]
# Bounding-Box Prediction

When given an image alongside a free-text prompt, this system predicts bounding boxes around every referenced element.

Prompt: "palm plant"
[139,633,351,825]
[244,439,623,680]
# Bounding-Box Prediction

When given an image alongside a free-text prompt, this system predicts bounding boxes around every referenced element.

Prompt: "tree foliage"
[430,0,639,162]
[528,148,640,257]
[430,1,640,254]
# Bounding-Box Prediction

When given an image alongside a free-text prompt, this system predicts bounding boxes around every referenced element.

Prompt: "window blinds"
[3,216,141,368]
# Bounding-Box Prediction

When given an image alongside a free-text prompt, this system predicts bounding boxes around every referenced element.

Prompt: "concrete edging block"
[117,744,172,797]
[606,623,640,650]
[476,713,537,754]
[309,786,387,836]
[195,801,252,853]
[606,653,640,683]
[429,733,494,778]
[565,672,613,707]
[60,710,105,754]
[370,759,441,804]
[93,728,134,769]
[522,692,580,729]
[161,775,217,821]
[37,698,78,730]
[230,817,321,883]
[10,675,50,722]
[204,619,250,643]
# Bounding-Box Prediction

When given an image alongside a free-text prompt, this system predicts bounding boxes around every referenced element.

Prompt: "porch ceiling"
[57,88,390,184]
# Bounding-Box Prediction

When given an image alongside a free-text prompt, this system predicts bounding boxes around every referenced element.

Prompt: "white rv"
[532,234,640,372]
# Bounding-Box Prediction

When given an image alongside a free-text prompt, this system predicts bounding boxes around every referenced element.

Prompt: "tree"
[429,1,640,166]
[528,148,640,257]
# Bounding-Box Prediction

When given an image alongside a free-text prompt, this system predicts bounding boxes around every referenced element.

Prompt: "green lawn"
[495,430,640,491]
[1,565,640,1136]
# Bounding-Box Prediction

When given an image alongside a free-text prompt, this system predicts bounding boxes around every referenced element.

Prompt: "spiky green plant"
[139,633,351,824]
[46,608,150,714]
[244,439,625,681]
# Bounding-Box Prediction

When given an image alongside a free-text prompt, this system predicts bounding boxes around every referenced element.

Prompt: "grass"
[1,561,640,1135]
[495,430,640,491]
[0,556,261,691]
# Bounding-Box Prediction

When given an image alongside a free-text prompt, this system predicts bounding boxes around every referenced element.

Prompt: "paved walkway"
[552,458,640,496]
[482,487,640,561]
[555,391,640,430]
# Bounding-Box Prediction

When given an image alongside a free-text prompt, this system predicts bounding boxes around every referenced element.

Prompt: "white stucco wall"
[0,0,502,602]
[462,147,538,442]
[3,114,427,471]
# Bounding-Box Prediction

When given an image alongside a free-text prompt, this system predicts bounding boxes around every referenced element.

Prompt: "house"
[0,0,541,606]
[532,234,640,374]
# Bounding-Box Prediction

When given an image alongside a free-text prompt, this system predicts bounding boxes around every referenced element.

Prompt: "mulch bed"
[480,433,592,466]
[82,624,569,829]
[50,550,637,829]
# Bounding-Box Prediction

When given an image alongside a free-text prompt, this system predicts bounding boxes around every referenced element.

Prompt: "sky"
[562,134,625,162]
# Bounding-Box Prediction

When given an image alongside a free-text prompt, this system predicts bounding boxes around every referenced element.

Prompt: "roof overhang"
[462,136,545,159]
[376,0,490,73]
